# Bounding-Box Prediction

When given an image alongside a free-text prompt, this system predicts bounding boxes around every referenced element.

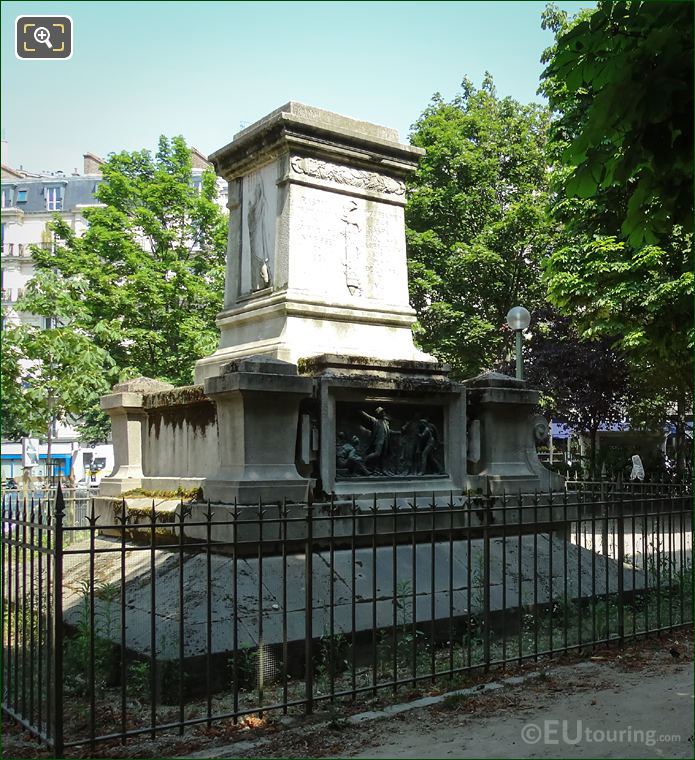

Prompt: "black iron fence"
[2,481,692,755]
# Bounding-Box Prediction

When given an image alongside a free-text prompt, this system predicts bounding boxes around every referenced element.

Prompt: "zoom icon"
[16,16,73,60]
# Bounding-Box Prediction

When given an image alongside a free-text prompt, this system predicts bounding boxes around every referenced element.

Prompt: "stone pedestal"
[99,377,173,496]
[202,356,313,503]
[465,371,564,495]
[194,102,432,383]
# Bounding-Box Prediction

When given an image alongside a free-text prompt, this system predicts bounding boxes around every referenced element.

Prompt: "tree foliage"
[406,75,555,378]
[13,136,228,442]
[540,1,693,247]
[539,1,693,403]
[545,234,692,392]
[1,318,114,442]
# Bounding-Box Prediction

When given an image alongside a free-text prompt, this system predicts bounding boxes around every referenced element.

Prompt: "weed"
[440,692,470,710]
[63,579,120,698]
[327,705,350,730]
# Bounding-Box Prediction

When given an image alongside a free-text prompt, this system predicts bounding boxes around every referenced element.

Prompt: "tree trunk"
[589,425,599,480]
[675,395,686,480]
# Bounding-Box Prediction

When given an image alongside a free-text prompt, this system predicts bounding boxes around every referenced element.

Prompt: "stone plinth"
[465,371,564,494]
[195,102,432,383]
[202,356,313,503]
[99,377,174,496]
[60,531,643,661]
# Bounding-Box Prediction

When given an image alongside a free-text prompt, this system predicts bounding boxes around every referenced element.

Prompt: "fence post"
[616,488,625,644]
[600,478,608,556]
[482,492,491,672]
[304,495,314,715]
[52,484,65,757]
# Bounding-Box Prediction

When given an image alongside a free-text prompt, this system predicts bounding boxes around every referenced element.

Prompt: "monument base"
[194,295,433,383]
[61,532,645,662]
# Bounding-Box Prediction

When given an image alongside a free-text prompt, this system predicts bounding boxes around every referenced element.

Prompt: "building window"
[17,189,27,203]
[1,187,12,207]
[45,187,62,211]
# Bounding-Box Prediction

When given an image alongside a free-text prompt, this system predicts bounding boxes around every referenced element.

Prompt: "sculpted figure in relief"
[290,156,405,196]
[360,406,391,474]
[336,432,370,476]
[247,177,272,290]
[416,418,443,475]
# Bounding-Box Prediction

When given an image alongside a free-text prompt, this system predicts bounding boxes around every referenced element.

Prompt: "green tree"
[2,315,34,440]
[14,136,228,442]
[540,1,692,246]
[1,318,114,442]
[539,2,693,471]
[406,74,555,377]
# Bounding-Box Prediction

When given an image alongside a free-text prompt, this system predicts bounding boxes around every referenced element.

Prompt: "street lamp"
[506,306,531,380]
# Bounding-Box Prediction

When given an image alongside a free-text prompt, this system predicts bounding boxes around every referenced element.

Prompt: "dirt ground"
[3,632,693,759]
[347,658,694,759]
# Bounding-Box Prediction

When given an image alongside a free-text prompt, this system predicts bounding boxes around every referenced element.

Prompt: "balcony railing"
[0,287,28,302]
[1,242,52,257]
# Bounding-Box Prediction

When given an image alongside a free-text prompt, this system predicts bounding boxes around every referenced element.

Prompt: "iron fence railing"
[2,481,692,755]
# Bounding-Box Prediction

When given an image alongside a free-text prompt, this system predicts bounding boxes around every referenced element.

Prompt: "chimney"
[1,138,8,166]
[83,152,104,175]
[189,146,211,170]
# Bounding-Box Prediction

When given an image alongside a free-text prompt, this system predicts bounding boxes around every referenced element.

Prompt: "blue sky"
[1,1,592,173]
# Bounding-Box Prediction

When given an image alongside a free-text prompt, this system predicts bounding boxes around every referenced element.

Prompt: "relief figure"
[336,432,370,476]
[416,418,443,475]
[247,177,271,290]
[360,406,391,474]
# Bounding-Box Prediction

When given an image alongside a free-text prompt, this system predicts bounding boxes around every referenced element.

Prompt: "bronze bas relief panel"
[335,401,446,479]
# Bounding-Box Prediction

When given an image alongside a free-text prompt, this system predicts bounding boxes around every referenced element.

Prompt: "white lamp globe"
[506,306,531,331]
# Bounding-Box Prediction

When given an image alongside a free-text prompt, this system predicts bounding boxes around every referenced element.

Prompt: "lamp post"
[505,306,531,380]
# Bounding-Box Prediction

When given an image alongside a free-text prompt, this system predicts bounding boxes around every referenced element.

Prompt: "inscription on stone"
[336,401,446,478]
[341,200,363,295]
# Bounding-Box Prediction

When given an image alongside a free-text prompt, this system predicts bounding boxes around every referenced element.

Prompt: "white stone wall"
[141,406,219,479]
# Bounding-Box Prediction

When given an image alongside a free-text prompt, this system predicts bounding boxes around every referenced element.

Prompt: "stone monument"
[81,103,631,675]
[98,102,561,513]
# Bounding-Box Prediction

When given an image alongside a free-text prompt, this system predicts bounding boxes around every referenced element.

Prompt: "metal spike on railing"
[55,481,66,519]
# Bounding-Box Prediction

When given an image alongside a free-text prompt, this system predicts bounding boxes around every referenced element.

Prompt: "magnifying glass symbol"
[33,27,53,49]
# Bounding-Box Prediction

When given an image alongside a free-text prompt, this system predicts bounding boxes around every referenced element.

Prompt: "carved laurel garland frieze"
[290,156,405,196]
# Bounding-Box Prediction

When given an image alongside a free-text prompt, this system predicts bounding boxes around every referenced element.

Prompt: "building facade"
[2,153,105,328]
